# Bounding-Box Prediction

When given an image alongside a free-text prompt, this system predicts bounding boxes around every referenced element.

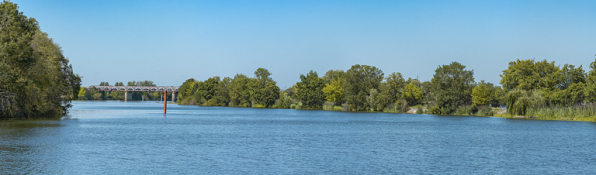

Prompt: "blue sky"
[14,0,596,89]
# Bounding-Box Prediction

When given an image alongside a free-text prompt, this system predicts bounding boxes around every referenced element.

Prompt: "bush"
[429,105,441,114]
[290,102,303,109]
[342,103,350,111]
[252,104,265,108]
[416,106,423,114]
[476,106,494,116]
[205,98,220,106]
[323,102,335,111]
[505,89,546,116]
[454,105,478,115]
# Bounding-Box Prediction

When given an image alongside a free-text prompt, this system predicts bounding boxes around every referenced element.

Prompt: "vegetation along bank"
[0,2,81,120]
[174,57,596,122]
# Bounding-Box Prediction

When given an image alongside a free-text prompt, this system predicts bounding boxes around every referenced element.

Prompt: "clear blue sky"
[14,0,596,89]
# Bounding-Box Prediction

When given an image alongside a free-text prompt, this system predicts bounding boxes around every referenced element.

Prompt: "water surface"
[1,101,595,174]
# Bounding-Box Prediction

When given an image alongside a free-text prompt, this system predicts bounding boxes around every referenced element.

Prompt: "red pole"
[164,90,167,114]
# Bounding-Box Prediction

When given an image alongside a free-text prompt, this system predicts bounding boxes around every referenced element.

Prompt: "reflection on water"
[1,101,596,174]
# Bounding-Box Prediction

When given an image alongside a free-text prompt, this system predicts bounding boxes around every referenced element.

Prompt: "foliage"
[500,59,559,91]
[431,62,474,115]
[376,72,406,111]
[366,88,378,111]
[585,58,596,102]
[178,78,197,101]
[416,106,423,114]
[78,88,88,100]
[322,78,344,104]
[250,68,280,107]
[229,74,252,107]
[295,70,326,109]
[345,64,384,111]
[0,1,81,119]
[504,89,546,116]
[402,82,423,106]
[275,92,293,109]
[322,70,346,84]
[471,80,494,106]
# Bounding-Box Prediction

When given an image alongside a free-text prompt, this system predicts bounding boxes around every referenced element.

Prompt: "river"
[1,101,595,174]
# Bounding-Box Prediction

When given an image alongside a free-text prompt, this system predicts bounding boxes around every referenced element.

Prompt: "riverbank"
[177,102,596,122]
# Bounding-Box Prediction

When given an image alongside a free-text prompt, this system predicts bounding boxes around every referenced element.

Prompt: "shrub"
[416,106,423,114]
[476,106,494,116]
[323,102,335,110]
[290,102,303,109]
[429,105,441,114]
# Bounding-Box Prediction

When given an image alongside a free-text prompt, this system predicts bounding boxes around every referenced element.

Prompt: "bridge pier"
[124,91,132,102]
[172,92,177,103]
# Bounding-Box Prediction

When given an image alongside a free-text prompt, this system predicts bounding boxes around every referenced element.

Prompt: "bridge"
[87,86,179,102]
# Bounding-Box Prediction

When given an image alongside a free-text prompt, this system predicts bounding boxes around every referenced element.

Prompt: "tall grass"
[525,104,596,121]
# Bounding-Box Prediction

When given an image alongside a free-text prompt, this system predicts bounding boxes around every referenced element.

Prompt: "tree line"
[0,2,81,119]
[178,57,596,119]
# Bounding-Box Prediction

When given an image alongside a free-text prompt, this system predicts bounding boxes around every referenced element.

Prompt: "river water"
[1,101,595,174]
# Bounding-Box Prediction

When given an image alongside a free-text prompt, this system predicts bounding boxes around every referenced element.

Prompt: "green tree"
[345,64,384,111]
[250,68,280,107]
[322,70,346,84]
[295,70,326,109]
[586,58,596,102]
[402,82,423,106]
[420,81,433,104]
[78,88,88,100]
[322,78,344,104]
[366,88,379,111]
[431,62,474,115]
[229,74,252,107]
[471,80,494,106]
[215,77,232,106]
[500,59,559,91]
[0,1,81,119]
[178,78,197,103]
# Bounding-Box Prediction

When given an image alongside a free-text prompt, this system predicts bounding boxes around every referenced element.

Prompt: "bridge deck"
[87,86,179,92]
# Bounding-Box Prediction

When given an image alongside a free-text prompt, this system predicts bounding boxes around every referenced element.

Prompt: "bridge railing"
[86,86,179,92]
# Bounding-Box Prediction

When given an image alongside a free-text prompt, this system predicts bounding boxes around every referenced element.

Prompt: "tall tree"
[344,64,384,111]
[250,68,280,107]
[402,82,423,106]
[322,78,344,104]
[471,80,494,106]
[431,62,474,114]
[586,57,596,102]
[0,1,81,119]
[229,74,252,107]
[500,59,559,91]
[295,70,326,109]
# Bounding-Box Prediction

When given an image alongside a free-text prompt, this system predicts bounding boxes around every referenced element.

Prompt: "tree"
[420,81,433,104]
[215,77,232,106]
[78,88,88,100]
[500,59,559,91]
[322,78,344,104]
[295,70,326,109]
[586,58,596,102]
[250,68,280,107]
[0,1,81,119]
[471,80,494,106]
[366,89,379,111]
[344,64,384,111]
[382,72,406,103]
[178,78,197,103]
[322,70,346,84]
[431,62,474,115]
[557,64,585,90]
[402,82,423,106]
[229,74,252,107]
